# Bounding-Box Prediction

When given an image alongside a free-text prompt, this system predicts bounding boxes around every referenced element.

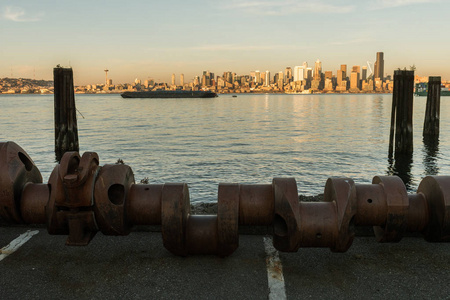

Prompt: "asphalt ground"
[1,226,450,299]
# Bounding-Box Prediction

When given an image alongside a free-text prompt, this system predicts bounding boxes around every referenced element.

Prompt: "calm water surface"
[1,93,449,203]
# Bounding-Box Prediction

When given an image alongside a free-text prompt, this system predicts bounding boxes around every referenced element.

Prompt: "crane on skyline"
[366,61,374,78]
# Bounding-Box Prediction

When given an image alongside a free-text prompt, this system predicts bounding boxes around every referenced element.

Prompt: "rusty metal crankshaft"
[1,141,450,256]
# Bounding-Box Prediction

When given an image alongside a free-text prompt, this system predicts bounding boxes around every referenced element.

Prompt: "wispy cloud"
[191,44,307,51]
[223,0,355,15]
[329,38,375,46]
[144,44,307,52]
[370,0,439,10]
[1,6,43,22]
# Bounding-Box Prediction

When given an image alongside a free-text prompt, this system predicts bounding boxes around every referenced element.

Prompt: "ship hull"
[415,91,450,96]
[121,91,218,98]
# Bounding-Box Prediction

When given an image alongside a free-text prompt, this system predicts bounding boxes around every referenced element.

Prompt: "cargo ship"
[121,90,218,98]
[415,83,450,96]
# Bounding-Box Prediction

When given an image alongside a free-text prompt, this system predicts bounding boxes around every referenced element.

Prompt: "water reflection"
[422,136,440,175]
[2,94,449,202]
[387,152,414,191]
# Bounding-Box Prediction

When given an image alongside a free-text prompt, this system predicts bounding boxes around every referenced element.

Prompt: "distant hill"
[0,77,53,94]
[0,77,53,88]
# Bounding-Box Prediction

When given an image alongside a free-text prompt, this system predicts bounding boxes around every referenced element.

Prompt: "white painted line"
[264,236,287,300]
[0,230,39,262]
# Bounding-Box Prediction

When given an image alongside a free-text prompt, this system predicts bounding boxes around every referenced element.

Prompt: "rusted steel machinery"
[1,141,450,256]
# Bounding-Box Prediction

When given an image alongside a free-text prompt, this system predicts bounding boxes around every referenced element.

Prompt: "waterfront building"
[325,71,332,79]
[306,68,313,80]
[201,74,206,87]
[273,72,279,86]
[340,64,347,79]
[277,71,284,88]
[374,52,384,80]
[180,74,184,86]
[202,71,213,86]
[351,66,361,89]
[217,77,225,88]
[375,77,383,91]
[285,67,292,83]
[311,79,321,90]
[350,71,360,91]
[362,66,367,81]
[171,74,175,86]
[362,79,374,92]
[314,59,322,80]
[324,78,333,91]
[336,80,347,92]
[337,70,344,87]
[223,71,233,83]
[278,77,284,90]
[265,70,270,86]
[255,71,261,84]
[293,66,305,82]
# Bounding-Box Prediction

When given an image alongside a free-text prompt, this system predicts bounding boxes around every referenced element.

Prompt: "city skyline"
[1,0,449,85]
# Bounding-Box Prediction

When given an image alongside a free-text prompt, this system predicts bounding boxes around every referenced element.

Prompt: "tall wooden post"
[54,66,79,161]
[389,70,414,156]
[423,76,441,136]
[388,76,398,156]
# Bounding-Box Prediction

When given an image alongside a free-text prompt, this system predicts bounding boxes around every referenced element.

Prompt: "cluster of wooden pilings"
[388,70,441,157]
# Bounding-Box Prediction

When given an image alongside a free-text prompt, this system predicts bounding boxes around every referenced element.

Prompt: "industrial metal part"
[0,142,42,223]
[2,141,450,256]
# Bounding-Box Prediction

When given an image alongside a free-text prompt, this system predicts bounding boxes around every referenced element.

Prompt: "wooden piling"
[388,78,398,156]
[54,66,79,161]
[388,70,414,156]
[423,76,441,136]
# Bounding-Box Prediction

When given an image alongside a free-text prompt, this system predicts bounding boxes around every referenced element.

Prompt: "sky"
[0,0,449,85]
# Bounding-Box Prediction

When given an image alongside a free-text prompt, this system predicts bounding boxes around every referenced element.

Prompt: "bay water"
[1,93,449,203]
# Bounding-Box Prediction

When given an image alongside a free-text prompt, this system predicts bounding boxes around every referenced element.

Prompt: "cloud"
[370,0,439,9]
[223,0,355,15]
[191,44,307,51]
[1,6,43,22]
[144,44,307,52]
[329,38,375,46]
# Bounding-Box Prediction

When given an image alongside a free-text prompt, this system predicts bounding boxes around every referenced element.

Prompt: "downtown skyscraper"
[374,52,384,80]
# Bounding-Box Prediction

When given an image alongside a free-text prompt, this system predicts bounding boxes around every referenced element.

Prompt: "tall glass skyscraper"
[374,52,384,80]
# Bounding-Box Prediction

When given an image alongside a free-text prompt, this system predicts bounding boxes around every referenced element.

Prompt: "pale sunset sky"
[0,0,449,85]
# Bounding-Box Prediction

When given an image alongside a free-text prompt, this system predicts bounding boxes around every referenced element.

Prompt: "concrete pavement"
[1,226,449,299]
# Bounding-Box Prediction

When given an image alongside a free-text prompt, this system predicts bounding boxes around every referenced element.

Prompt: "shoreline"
[0,91,393,96]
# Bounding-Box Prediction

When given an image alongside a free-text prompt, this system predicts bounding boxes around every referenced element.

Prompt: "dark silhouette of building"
[374,52,384,80]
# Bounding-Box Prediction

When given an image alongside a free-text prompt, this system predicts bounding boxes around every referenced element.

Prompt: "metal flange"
[418,176,450,242]
[0,141,42,223]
